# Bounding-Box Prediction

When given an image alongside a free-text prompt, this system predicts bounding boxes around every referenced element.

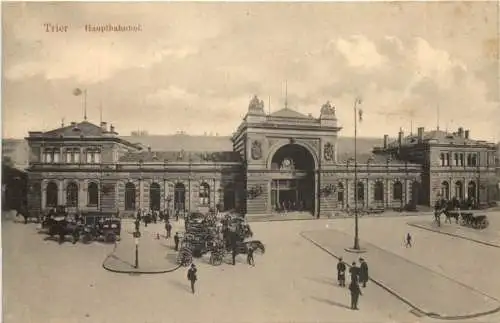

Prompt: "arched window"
[356,182,364,202]
[66,182,78,207]
[393,181,403,200]
[150,183,161,211]
[125,182,136,210]
[337,183,344,203]
[46,181,58,207]
[88,182,99,206]
[455,181,463,200]
[374,181,384,201]
[199,182,210,206]
[468,181,476,200]
[441,181,450,199]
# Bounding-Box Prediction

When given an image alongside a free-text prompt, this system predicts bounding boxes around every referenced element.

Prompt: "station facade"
[25,95,498,217]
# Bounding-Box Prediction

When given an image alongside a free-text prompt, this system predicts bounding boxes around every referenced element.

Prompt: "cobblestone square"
[3,212,500,323]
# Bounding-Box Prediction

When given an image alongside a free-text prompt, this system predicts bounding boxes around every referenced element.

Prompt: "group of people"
[337,257,369,310]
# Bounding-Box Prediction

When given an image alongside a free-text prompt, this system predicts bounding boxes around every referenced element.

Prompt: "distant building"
[373,127,499,207]
[24,95,498,217]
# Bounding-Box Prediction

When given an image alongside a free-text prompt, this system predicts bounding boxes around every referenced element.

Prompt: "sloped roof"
[388,130,493,148]
[119,150,241,163]
[270,108,310,119]
[336,152,409,165]
[122,134,233,152]
[42,121,106,137]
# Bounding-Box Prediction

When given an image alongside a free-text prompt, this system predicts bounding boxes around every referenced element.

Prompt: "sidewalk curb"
[300,232,500,321]
[102,242,182,275]
[247,213,428,223]
[408,223,500,249]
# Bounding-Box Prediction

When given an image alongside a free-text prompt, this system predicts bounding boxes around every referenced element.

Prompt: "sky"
[2,1,499,141]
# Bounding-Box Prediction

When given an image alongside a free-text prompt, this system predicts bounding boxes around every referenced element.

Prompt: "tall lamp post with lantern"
[345,97,367,254]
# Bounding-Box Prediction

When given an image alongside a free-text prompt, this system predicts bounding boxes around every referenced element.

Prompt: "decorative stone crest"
[320,101,335,115]
[324,142,335,161]
[248,95,265,112]
[280,158,295,170]
[251,140,262,160]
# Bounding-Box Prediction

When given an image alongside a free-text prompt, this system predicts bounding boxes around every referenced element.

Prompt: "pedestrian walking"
[174,232,180,251]
[232,245,237,266]
[165,221,172,238]
[337,257,346,287]
[349,261,360,283]
[175,209,179,221]
[359,258,369,288]
[187,264,197,294]
[405,232,412,248]
[247,245,255,266]
[134,217,140,232]
[348,280,362,310]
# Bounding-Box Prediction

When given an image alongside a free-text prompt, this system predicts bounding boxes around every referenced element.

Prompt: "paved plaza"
[3,211,500,323]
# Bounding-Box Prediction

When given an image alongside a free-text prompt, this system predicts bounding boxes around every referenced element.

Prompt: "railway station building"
[25,95,499,218]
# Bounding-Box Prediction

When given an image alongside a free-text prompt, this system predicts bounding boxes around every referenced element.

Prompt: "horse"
[15,205,40,224]
[43,217,82,244]
[232,240,266,256]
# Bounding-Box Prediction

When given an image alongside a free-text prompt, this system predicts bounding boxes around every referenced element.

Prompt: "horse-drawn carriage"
[459,211,489,229]
[80,214,121,243]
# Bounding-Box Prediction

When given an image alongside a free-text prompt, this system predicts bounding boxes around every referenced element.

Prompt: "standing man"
[405,233,412,248]
[349,261,360,283]
[348,279,362,310]
[165,220,172,238]
[337,257,346,287]
[359,258,369,288]
[187,264,197,294]
[174,232,180,251]
[134,216,140,232]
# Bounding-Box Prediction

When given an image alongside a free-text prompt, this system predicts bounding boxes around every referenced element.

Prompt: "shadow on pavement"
[310,296,352,310]
[169,279,192,294]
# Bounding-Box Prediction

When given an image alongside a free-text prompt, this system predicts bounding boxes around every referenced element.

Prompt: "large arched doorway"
[66,182,78,207]
[174,183,186,212]
[150,183,161,210]
[270,144,316,214]
[223,184,235,211]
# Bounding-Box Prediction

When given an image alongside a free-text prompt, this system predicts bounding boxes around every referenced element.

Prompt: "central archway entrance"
[270,144,316,214]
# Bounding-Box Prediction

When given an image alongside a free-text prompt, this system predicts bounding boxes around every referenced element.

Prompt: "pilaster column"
[58,180,65,206]
[41,181,47,210]
[314,171,319,218]
[139,179,144,209]
[79,180,86,210]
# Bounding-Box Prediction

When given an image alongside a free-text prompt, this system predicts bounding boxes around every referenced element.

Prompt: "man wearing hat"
[359,258,369,288]
[349,261,360,283]
[337,257,346,287]
[187,264,198,294]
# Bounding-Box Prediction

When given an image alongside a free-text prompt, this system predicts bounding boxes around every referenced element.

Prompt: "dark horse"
[43,217,82,244]
[15,205,40,224]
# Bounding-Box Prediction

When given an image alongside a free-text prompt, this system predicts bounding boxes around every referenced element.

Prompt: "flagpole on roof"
[84,89,87,120]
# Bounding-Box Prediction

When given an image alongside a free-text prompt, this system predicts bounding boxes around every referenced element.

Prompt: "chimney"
[417,127,425,142]
[398,128,404,145]
[100,122,107,132]
[110,124,115,133]
[458,127,464,137]
[383,135,388,149]
[464,130,470,139]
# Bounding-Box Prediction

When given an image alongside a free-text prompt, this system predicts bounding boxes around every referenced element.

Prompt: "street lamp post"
[133,230,141,268]
[346,97,366,254]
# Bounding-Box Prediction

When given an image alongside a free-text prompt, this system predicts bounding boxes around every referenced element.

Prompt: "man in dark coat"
[337,257,346,287]
[359,258,369,288]
[165,221,172,238]
[174,232,180,251]
[405,233,412,248]
[349,280,362,310]
[134,217,140,232]
[187,264,197,294]
[349,261,360,283]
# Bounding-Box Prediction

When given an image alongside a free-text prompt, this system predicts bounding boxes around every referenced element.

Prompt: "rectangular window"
[460,154,464,166]
[74,151,80,163]
[66,152,71,163]
[53,151,60,163]
[87,152,92,163]
[94,152,100,163]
